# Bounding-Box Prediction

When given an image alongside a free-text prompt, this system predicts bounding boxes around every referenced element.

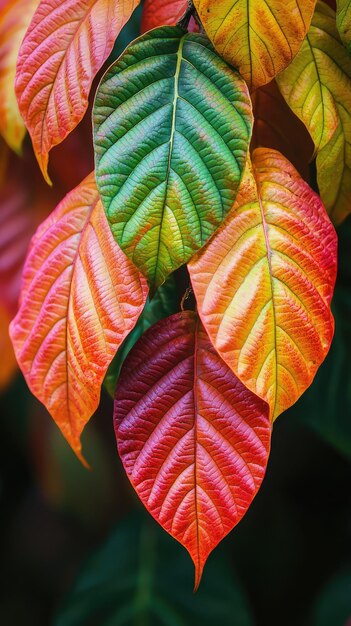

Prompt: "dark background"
[1,5,350,625]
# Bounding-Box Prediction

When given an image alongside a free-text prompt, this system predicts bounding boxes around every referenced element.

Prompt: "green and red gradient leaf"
[115,311,271,588]
[15,0,140,183]
[141,0,198,33]
[10,173,148,463]
[94,26,252,293]
[189,149,337,421]
[0,0,38,153]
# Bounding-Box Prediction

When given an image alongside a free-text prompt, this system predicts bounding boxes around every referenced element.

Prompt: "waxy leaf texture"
[337,0,351,53]
[10,173,148,462]
[115,311,271,588]
[0,0,38,152]
[193,0,317,90]
[189,149,337,420]
[94,26,252,292]
[15,0,140,183]
[277,1,351,224]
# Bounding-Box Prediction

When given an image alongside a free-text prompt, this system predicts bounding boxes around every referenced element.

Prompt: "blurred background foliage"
[1,5,351,626]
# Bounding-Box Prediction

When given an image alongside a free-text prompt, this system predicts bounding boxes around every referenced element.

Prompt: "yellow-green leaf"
[337,0,351,53]
[193,0,317,90]
[277,1,351,224]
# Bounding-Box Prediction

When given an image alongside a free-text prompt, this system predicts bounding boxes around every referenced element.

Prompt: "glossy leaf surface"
[16,0,140,183]
[277,1,351,224]
[115,311,271,587]
[189,149,337,420]
[0,0,38,153]
[10,173,148,462]
[94,27,252,292]
[193,0,317,90]
[337,0,351,53]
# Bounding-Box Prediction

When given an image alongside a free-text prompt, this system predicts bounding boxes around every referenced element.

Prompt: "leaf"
[104,275,179,397]
[0,304,17,391]
[310,567,351,626]
[114,311,271,588]
[337,0,351,53]
[292,218,351,459]
[0,0,38,153]
[54,515,254,626]
[0,143,58,317]
[15,0,140,184]
[93,26,253,293]
[10,173,148,463]
[276,1,351,224]
[193,0,317,90]
[141,0,199,33]
[251,80,314,181]
[189,148,337,421]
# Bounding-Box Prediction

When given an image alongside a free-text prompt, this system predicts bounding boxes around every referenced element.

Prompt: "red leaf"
[10,173,148,463]
[16,0,140,183]
[141,0,198,33]
[115,311,271,588]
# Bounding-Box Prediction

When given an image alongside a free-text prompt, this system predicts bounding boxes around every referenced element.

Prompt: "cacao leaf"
[54,515,254,626]
[277,1,351,224]
[337,0,351,54]
[251,81,314,181]
[114,311,271,588]
[0,0,38,153]
[10,173,148,463]
[15,0,140,183]
[193,0,317,90]
[104,275,179,397]
[0,304,17,390]
[189,149,337,421]
[93,26,253,293]
[141,0,198,33]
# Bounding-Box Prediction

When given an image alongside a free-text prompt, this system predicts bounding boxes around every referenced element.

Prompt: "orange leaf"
[15,0,140,183]
[115,311,271,588]
[251,81,314,181]
[189,149,337,420]
[0,304,17,391]
[10,173,148,463]
[0,0,38,153]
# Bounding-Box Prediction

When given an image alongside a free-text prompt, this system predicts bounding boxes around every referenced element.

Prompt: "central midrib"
[152,34,185,288]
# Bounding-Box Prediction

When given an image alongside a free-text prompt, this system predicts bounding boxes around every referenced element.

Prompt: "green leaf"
[93,26,252,292]
[310,567,351,626]
[276,1,351,225]
[54,515,254,626]
[104,276,179,397]
[337,0,351,54]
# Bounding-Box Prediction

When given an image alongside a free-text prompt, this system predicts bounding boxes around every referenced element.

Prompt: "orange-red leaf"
[10,173,148,463]
[189,149,337,420]
[0,0,38,152]
[115,311,271,588]
[15,0,140,183]
[0,304,17,391]
[141,0,198,33]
